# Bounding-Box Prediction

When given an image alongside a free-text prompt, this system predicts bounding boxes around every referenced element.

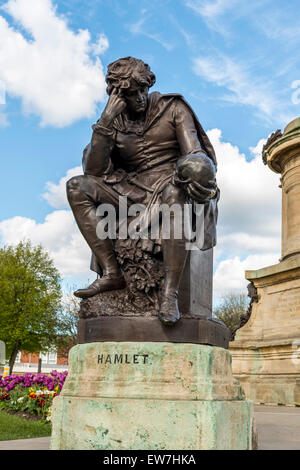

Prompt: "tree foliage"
[0,241,62,373]
[55,288,80,357]
[213,292,249,338]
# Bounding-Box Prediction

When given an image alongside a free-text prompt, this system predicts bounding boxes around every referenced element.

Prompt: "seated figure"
[66,57,218,326]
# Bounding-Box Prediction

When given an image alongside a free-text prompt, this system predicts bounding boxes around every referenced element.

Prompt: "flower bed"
[0,371,68,421]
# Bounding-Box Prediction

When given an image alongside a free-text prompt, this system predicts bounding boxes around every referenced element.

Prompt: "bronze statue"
[66,57,218,326]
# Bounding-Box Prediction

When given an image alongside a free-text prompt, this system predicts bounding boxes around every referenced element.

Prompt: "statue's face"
[122,80,149,115]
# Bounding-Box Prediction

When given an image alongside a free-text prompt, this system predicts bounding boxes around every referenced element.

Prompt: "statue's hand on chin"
[99,87,127,127]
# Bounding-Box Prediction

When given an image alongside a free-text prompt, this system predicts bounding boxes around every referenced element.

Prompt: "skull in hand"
[174,153,218,203]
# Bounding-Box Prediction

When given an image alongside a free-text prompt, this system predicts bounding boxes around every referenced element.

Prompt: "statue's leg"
[66,175,126,298]
[159,183,188,325]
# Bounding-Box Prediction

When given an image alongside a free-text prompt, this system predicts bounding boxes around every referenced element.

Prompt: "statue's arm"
[173,100,218,203]
[173,100,207,156]
[82,123,115,176]
[82,89,126,176]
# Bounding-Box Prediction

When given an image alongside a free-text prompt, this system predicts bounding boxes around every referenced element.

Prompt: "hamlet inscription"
[97,353,150,365]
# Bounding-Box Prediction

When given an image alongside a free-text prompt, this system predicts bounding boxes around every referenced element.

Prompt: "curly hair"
[105,57,156,95]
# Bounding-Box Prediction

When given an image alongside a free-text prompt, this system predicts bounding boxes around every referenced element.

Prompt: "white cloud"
[0,80,5,105]
[213,253,280,300]
[0,0,108,127]
[43,166,83,209]
[249,138,267,158]
[92,33,109,56]
[168,14,195,48]
[192,55,292,123]
[183,0,240,35]
[209,128,281,250]
[128,15,174,51]
[0,110,9,127]
[208,128,281,301]
[0,211,91,278]
[254,7,300,44]
[184,0,237,19]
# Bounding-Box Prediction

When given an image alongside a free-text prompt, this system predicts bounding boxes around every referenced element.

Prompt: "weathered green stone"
[50,342,253,450]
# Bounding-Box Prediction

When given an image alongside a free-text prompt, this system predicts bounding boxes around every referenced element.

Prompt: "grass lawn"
[0,410,52,441]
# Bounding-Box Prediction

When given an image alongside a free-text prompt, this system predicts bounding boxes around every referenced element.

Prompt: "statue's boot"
[159,213,188,326]
[66,176,126,298]
[74,273,126,299]
[158,289,181,325]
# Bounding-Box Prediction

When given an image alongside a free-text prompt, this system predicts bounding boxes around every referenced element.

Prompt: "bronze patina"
[67,57,219,327]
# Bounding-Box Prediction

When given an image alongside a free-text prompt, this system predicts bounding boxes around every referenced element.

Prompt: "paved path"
[0,436,51,450]
[255,405,300,450]
[0,406,299,450]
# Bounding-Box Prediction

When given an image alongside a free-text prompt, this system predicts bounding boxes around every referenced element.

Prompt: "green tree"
[213,292,249,339]
[55,288,80,360]
[0,241,62,374]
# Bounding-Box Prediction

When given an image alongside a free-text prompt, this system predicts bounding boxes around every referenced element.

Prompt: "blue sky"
[0,0,299,301]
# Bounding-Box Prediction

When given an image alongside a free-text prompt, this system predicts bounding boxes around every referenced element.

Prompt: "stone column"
[230,117,300,407]
[264,118,300,260]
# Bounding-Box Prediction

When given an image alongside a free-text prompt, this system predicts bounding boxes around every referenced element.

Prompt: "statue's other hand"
[100,88,127,127]
[174,154,218,204]
[185,179,217,203]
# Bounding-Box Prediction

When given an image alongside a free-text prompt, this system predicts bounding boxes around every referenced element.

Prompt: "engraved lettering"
[133,354,139,364]
[98,354,104,364]
[142,354,149,364]
[114,354,123,364]
[105,354,112,364]
[97,352,151,365]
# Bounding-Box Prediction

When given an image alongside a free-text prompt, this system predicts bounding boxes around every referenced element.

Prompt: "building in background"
[13,349,68,374]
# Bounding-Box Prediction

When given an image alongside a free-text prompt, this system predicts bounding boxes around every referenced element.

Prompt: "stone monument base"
[231,342,300,406]
[50,342,253,450]
[230,256,300,406]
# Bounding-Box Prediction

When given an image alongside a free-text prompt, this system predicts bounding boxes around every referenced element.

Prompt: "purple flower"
[0,370,68,394]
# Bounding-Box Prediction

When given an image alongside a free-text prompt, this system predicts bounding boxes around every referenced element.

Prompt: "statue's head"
[106,57,156,95]
[105,57,156,114]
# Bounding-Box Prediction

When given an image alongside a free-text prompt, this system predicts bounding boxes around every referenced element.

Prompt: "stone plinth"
[230,257,300,405]
[50,342,253,450]
[230,118,300,406]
